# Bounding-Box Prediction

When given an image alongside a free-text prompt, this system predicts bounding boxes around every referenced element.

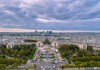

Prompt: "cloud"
[67,0,86,11]
[3,10,15,15]
[0,28,34,32]
[0,0,100,31]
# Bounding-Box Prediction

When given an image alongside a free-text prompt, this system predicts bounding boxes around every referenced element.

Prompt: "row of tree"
[58,44,79,58]
[0,58,25,69]
[72,56,100,62]
[59,44,100,68]
[0,44,36,69]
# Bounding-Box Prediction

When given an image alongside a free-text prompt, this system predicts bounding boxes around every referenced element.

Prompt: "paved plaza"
[26,44,66,70]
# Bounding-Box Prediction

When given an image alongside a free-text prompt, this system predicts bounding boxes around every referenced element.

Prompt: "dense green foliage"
[24,39,37,42]
[43,38,51,45]
[61,64,76,68]
[29,47,36,59]
[0,44,36,69]
[12,44,36,59]
[71,56,100,67]
[87,46,93,51]
[59,44,100,68]
[59,44,79,58]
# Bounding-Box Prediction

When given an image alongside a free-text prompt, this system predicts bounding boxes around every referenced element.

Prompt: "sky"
[0,0,100,32]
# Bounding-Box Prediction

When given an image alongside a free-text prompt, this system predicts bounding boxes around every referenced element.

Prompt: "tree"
[43,38,51,45]
[59,44,79,58]
[87,46,93,51]
[77,50,92,57]
[6,65,13,70]
[0,64,6,69]
[24,39,37,42]
[18,50,26,57]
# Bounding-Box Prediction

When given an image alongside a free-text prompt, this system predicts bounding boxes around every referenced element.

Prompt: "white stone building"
[6,42,14,48]
[51,41,59,47]
[77,44,87,50]
[36,41,44,47]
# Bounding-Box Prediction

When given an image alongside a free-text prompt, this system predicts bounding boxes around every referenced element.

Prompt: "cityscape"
[0,0,100,70]
[0,31,100,70]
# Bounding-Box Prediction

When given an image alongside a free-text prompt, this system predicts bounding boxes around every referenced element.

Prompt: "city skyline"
[1,28,100,32]
[0,0,100,32]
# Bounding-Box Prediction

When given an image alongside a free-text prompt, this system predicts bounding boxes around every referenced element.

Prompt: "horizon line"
[0,28,100,33]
